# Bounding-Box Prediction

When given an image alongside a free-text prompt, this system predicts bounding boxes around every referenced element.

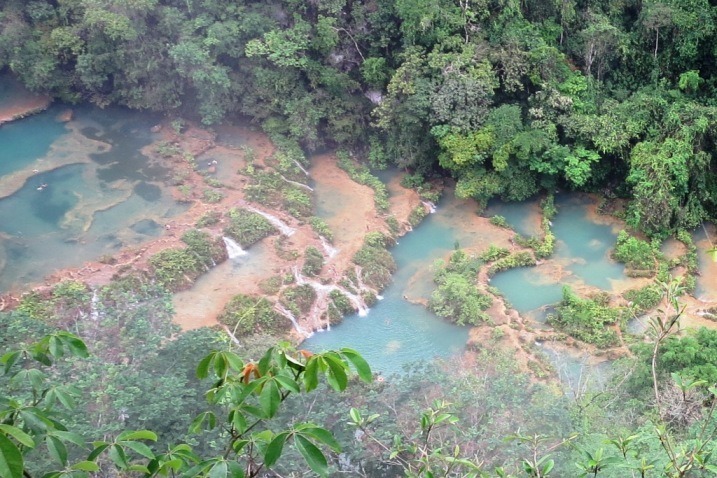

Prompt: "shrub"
[613,231,656,275]
[547,286,622,348]
[623,284,663,314]
[224,208,276,248]
[309,217,333,241]
[196,211,221,228]
[181,229,226,267]
[408,205,428,226]
[337,152,390,212]
[430,250,491,326]
[280,284,317,316]
[479,245,510,262]
[219,295,288,336]
[352,233,396,290]
[149,249,202,290]
[489,215,510,228]
[487,252,536,275]
[302,246,324,277]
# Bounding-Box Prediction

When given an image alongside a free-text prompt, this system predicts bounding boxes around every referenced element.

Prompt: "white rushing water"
[275,303,312,337]
[223,236,248,259]
[293,266,369,319]
[320,236,338,258]
[280,174,313,191]
[422,200,437,213]
[245,206,296,236]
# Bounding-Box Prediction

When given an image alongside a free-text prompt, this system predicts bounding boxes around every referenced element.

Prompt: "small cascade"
[223,236,248,259]
[293,159,310,177]
[422,200,437,214]
[293,266,369,319]
[275,303,311,337]
[280,174,313,191]
[320,236,338,258]
[90,287,100,322]
[246,206,296,236]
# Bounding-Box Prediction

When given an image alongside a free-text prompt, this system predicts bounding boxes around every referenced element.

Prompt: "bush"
[408,205,428,226]
[613,231,656,275]
[489,215,510,228]
[337,152,390,212]
[352,233,396,290]
[547,287,622,348]
[196,211,221,228]
[224,208,276,248]
[280,284,317,316]
[149,249,203,290]
[202,189,224,203]
[623,284,663,314]
[430,250,492,326]
[181,229,226,268]
[487,252,536,275]
[218,294,288,336]
[309,217,333,241]
[479,245,510,262]
[302,246,324,277]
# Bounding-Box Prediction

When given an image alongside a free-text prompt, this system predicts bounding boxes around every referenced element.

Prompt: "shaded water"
[0,105,183,291]
[490,266,563,320]
[485,198,542,237]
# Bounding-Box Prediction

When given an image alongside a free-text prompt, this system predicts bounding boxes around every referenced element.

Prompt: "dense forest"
[2,0,717,236]
[4,0,717,477]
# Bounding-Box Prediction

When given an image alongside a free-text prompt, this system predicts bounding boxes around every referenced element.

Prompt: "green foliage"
[479,245,511,262]
[623,284,664,315]
[351,233,396,290]
[280,284,317,317]
[309,217,333,242]
[17,280,90,324]
[487,252,537,276]
[489,215,511,228]
[148,230,224,291]
[302,246,324,277]
[613,231,657,276]
[336,153,390,213]
[223,208,276,248]
[201,188,224,203]
[195,211,221,228]
[219,295,287,336]
[408,204,428,227]
[430,250,492,325]
[548,287,622,348]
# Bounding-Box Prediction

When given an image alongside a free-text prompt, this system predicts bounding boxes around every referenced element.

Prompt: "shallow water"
[490,266,563,320]
[303,211,470,376]
[552,195,625,290]
[485,198,542,237]
[0,105,182,291]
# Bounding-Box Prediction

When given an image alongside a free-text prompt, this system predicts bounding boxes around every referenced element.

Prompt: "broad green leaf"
[117,430,157,442]
[87,443,110,461]
[0,425,35,448]
[208,460,227,478]
[340,348,372,382]
[196,353,214,379]
[1,351,21,374]
[294,435,328,477]
[71,460,100,472]
[300,427,341,453]
[46,435,68,466]
[108,444,129,469]
[264,432,289,467]
[59,333,89,358]
[304,357,319,392]
[274,375,300,393]
[323,355,348,391]
[189,412,217,434]
[50,431,85,448]
[121,440,156,459]
[227,461,245,478]
[0,433,23,478]
[259,379,280,418]
[349,408,361,424]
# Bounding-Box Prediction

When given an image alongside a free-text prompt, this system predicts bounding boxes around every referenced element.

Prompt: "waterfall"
[320,236,338,258]
[280,174,313,191]
[275,304,312,337]
[293,159,310,177]
[223,236,248,259]
[246,206,296,236]
[293,266,369,319]
[90,287,100,321]
[422,200,437,214]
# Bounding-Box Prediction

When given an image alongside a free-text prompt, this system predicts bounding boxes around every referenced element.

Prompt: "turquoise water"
[552,195,625,289]
[487,195,626,321]
[303,212,470,376]
[0,105,67,176]
[490,267,563,318]
[0,106,182,292]
[485,198,542,237]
